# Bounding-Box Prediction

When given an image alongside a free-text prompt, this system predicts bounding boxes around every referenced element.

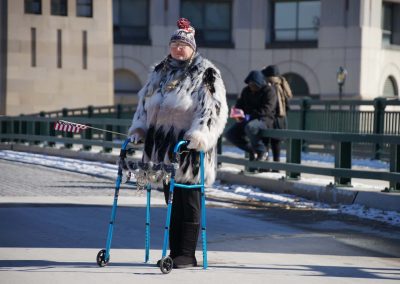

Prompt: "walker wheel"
[160,256,173,274]
[96,249,109,267]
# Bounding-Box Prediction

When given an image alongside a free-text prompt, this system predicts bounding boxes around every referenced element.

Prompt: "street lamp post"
[336,66,348,109]
[335,66,350,186]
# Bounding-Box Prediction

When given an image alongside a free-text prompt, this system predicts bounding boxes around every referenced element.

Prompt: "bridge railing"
[1,115,399,192]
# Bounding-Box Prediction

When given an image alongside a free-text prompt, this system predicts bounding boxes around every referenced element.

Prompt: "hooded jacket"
[128,54,228,186]
[236,71,277,128]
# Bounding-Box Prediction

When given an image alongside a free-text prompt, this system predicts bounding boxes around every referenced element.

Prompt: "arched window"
[114,69,142,104]
[383,76,398,97]
[282,72,309,97]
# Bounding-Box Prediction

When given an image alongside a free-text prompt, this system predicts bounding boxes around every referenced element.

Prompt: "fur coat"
[128,53,228,186]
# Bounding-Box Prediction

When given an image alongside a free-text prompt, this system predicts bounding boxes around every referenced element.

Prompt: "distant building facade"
[113,0,400,104]
[0,0,113,115]
[1,0,399,115]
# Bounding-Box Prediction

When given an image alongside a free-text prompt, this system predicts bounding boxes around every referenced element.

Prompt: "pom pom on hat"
[170,18,196,51]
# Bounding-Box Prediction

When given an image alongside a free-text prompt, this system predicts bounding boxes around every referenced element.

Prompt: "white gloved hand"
[130,133,143,144]
[128,128,145,144]
[186,138,200,150]
[184,131,206,151]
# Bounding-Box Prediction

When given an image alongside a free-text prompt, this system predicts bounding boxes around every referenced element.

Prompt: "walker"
[96,139,208,274]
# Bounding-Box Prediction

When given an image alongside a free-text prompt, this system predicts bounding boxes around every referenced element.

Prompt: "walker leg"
[159,179,175,273]
[97,173,123,267]
[145,183,151,263]
[200,151,208,269]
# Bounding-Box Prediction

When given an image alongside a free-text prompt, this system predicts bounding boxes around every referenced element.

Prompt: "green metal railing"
[1,97,400,191]
[1,115,399,192]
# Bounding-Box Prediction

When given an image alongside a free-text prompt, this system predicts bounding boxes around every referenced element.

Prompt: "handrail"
[1,115,399,191]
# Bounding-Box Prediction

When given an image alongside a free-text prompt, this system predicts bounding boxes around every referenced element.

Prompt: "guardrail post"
[0,119,6,142]
[334,141,352,186]
[103,124,112,153]
[286,138,301,179]
[300,98,310,152]
[62,108,73,149]
[21,115,27,143]
[373,98,386,159]
[389,144,400,191]
[83,105,93,151]
[35,111,46,145]
[116,104,123,138]
[48,116,56,147]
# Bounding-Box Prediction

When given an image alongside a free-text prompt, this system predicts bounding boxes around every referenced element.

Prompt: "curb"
[217,170,357,205]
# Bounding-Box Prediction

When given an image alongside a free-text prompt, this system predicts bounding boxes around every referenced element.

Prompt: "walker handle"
[173,140,189,154]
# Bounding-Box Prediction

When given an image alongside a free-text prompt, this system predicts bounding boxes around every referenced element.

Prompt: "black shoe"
[249,152,256,161]
[248,167,257,173]
[172,255,197,268]
[258,168,271,173]
[256,151,267,161]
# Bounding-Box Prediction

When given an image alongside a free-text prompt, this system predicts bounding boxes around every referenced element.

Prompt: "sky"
[0,147,399,227]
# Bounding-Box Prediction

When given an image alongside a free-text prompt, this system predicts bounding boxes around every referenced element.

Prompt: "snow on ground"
[0,149,399,227]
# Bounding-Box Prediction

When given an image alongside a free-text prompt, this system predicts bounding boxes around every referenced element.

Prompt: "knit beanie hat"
[244,70,266,88]
[170,18,196,51]
[261,65,280,77]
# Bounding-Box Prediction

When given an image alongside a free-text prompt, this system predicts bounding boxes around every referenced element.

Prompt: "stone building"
[1,0,399,115]
[113,0,400,104]
[0,0,113,115]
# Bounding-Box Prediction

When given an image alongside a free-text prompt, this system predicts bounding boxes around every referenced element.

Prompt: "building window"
[57,29,62,68]
[271,0,320,44]
[113,0,150,44]
[283,73,309,97]
[114,69,142,105]
[77,0,92,17]
[31,28,36,67]
[181,0,232,47]
[82,31,87,69]
[51,0,68,16]
[383,76,398,97]
[25,0,42,15]
[382,2,400,46]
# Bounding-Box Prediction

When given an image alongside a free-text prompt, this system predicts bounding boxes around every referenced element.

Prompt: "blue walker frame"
[96,139,208,274]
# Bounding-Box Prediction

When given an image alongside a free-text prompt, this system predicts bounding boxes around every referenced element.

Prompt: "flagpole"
[58,120,128,137]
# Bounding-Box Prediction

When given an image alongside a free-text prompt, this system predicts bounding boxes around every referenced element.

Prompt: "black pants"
[262,137,281,162]
[163,182,201,223]
[163,182,201,258]
[224,122,254,154]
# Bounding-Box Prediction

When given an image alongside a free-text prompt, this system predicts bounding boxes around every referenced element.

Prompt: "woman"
[128,18,228,268]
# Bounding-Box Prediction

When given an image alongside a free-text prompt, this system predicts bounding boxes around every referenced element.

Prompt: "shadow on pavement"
[0,260,399,280]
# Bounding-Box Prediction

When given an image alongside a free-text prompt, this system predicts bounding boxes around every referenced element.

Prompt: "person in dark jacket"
[261,65,293,163]
[225,70,277,164]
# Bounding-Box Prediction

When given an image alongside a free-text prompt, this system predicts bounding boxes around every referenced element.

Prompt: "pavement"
[0,158,400,283]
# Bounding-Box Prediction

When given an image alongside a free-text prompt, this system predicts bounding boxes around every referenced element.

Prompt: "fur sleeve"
[184,67,228,152]
[127,76,153,136]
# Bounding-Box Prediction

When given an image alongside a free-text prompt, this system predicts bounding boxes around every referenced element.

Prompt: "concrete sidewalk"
[2,247,399,284]
[1,143,399,212]
[1,157,400,284]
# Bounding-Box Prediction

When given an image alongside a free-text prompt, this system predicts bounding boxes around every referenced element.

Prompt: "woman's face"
[170,41,194,61]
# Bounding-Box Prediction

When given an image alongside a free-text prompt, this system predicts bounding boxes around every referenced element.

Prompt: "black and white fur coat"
[128,53,228,186]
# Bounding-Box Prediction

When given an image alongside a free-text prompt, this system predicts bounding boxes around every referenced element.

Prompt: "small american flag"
[229,107,245,119]
[54,120,89,133]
